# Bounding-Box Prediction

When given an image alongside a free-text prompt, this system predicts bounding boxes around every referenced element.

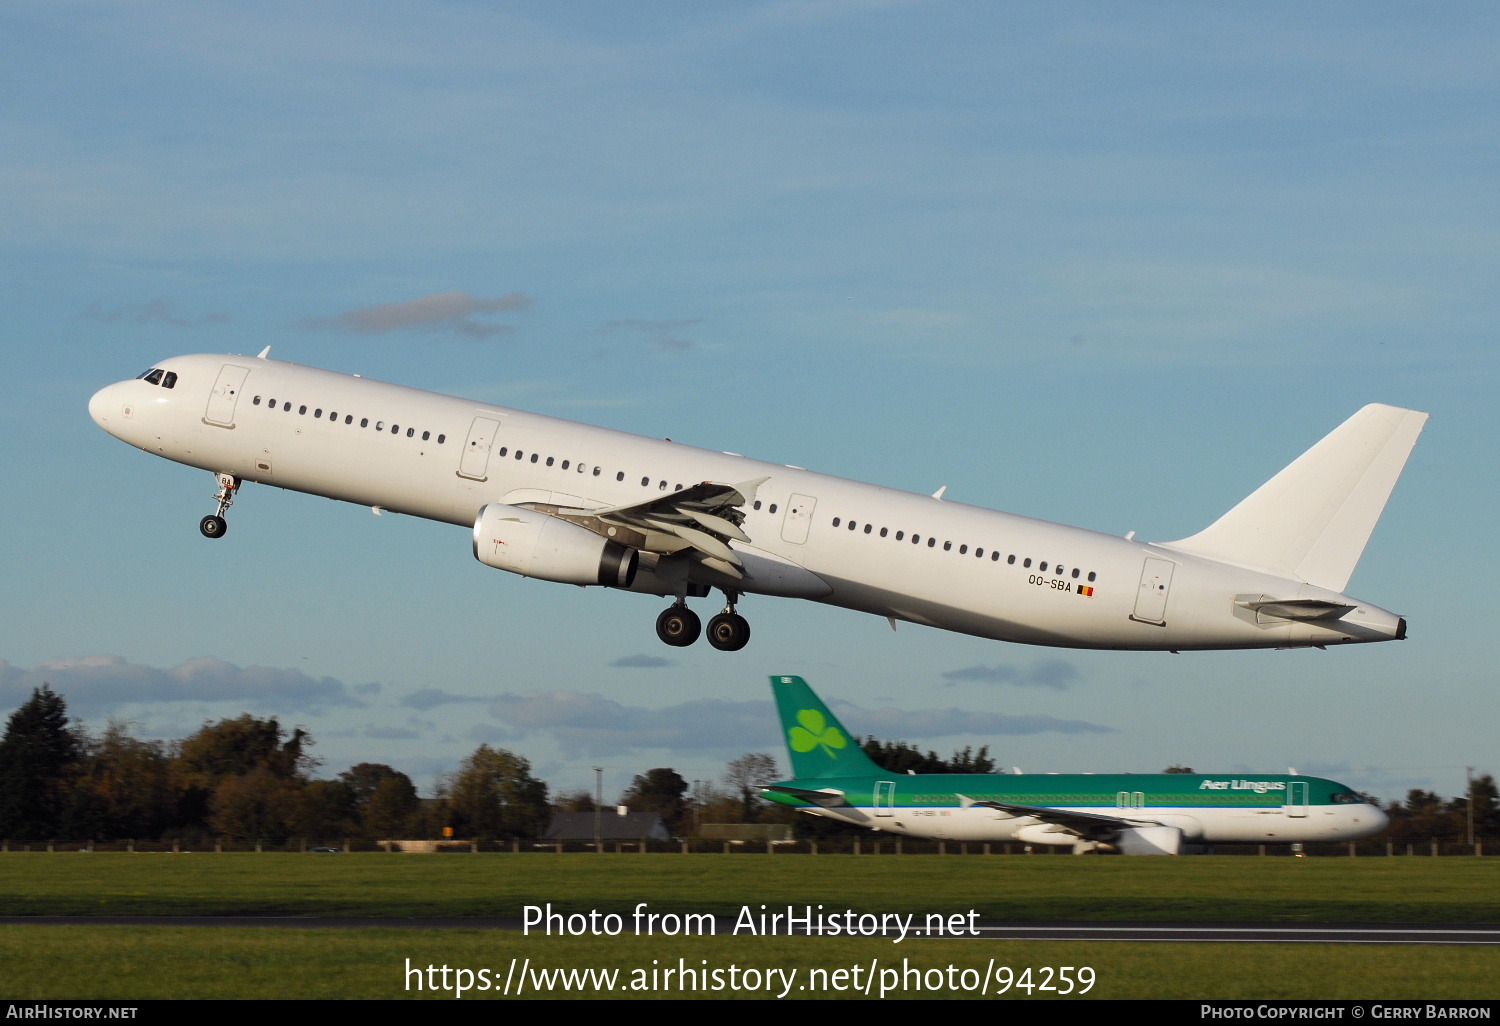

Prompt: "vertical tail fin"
[1160,404,1427,591]
[770,675,885,779]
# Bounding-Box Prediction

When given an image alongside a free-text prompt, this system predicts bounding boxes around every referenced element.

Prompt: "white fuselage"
[89,353,1407,650]
[804,798,1387,846]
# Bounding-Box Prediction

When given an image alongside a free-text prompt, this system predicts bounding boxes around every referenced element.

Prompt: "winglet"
[257,346,272,359]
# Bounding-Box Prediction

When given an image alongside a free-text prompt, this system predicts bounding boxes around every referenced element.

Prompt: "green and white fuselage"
[762,676,1387,854]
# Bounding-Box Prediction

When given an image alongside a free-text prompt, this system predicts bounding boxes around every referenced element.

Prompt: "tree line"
[0,685,1492,843]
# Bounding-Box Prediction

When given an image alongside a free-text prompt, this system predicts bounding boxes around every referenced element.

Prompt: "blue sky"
[3,1,1495,806]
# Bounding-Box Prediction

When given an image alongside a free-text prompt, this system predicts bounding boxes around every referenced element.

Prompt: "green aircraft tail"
[770,675,885,779]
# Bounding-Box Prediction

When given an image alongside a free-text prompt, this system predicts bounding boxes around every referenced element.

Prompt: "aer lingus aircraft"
[90,350,1426,652]
[761,675,1388,854]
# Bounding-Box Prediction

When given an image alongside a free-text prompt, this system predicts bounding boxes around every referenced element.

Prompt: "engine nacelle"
[473,504,637,588]
[1013,823,1077,847]
[1114,825,1184,856]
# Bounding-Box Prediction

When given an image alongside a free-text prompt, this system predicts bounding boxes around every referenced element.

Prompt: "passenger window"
[975,548,983,558]
[848,521,856,531]
[315,409,323,418]
[769,503,777,513]
[1039,562,1048,572]
[928,538,936,548]
[360,418,368,427]
[546,456,554,466]
[346,415,353,425]
[592,467,600,476]
[253,396,261,405]
[659,481,668,490]
[437,434,445,443]
[879,527,888,538]
[423,431,431,441]
[407,428,414,437]
[912,534,920,544]
[391,424,399,434]
[895,531,904,540]
[641,477,650,487]
[284,402,292,412]
[943,541,952,551]
[863,524,872,534]
[1087,571,1096,582]
[1023,558,1032,568]
[561,460,570,470]
[531,454,539,463]
[376,420,384,430]
[328,411,336,420]
[1071,568,1080,579]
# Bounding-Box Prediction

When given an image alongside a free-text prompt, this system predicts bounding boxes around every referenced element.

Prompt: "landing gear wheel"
[656,606,701,647]
[706,612,751,652]
[199,514,228,539]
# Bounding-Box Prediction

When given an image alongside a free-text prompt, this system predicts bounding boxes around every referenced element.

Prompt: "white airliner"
[89,351,1426,653]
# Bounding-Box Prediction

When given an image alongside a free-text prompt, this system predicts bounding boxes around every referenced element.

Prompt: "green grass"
[0,927,1495,1000]
[0,852,1497,922]
[0,854,1496,999]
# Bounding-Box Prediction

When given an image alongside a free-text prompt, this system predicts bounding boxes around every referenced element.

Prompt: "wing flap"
[958,795,1149,839]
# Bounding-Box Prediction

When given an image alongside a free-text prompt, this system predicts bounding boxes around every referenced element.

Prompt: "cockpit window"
[143,369,165,385]
[161,372,177,389]
[1331,791,1361,804]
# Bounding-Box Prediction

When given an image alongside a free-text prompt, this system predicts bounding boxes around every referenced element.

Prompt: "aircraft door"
[874,780,896,817]
[1286,781,1309,818]
[781,494,818,544]
[458,416,502,481]
[1131,557,1176,625]
[204,364,251,427]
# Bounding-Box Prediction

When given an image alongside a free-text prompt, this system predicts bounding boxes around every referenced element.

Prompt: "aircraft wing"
[561,476,767,578]
[957,795,1150,839]
[760,784,849,809]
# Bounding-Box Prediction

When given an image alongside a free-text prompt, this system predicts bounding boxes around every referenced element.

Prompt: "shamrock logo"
[788,708,847,759]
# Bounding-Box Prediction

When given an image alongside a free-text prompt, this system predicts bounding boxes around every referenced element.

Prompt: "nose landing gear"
[200,473,240,539]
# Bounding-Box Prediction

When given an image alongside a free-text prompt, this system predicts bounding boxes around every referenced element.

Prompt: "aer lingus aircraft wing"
[958,795,1152,839]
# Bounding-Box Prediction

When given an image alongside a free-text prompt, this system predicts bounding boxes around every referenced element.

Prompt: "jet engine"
[473,503,637,588]
[1107,826,1184,856]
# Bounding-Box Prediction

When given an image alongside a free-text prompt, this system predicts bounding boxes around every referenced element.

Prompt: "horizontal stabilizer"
[760,784,848,808]
[1236,598,1356,622]
[1160,404,1427,591]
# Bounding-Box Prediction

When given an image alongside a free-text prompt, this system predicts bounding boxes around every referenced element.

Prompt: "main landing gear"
[199,472,240,539]
[654,593,751,652]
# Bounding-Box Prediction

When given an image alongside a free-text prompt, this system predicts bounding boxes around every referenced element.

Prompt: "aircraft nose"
[1367,804,1390,833]
[88,384,113,427]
